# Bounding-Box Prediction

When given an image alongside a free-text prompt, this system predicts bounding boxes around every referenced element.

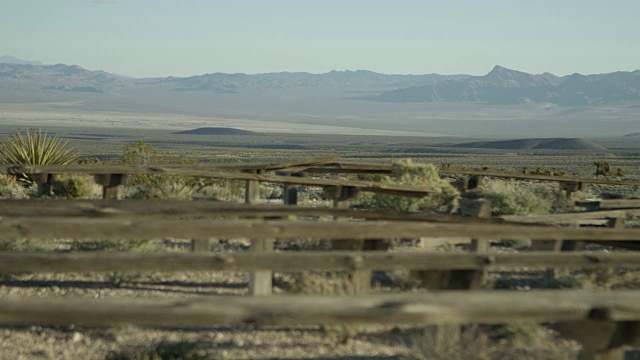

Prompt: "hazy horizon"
[3,1,639,78]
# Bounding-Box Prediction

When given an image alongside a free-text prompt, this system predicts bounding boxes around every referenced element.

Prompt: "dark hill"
[453,138,607,151]
[174,127,257,135]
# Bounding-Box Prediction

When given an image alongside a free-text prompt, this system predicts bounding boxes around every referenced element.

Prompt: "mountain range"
[1,56,640,138]
[368,65,640,105]
[2,57,638,106]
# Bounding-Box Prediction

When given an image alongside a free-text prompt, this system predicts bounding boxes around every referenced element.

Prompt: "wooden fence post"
[452,175,483,192]
[33,174,53,196]
[243,169,273,295]
[276,171,306,206]
[415,197,491,290]
[244,169,261,205]
[414,197,491,356]
[324,185,371,293]
[560,181,584,199]
[94,174,127,200]
[191,239,212,253]
[248,239,274,296]
[558,320,640,360]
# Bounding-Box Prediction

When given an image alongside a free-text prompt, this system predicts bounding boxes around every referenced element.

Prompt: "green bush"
[0,174,34,199]
[126,180,197,200]
[359,159,459,212]
[107,341,206,360]
[121,141,241,200]
[51,174,98,198]
[480,180,567,216]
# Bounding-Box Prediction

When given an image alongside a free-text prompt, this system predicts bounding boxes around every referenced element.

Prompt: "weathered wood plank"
[501,210,633,225]
[577,199,640,210]
[2,164,435,197]
[1,252,640,273]
[0,200,514,225]
[309,161,640,187]
[248,239,274,296]
[3,200,640,229]
[1,217,639,241]
[190,239,211,253]
[4,161,640,187]
[0,157,339,175]
[0,290,639,327]
[244,170,261,204]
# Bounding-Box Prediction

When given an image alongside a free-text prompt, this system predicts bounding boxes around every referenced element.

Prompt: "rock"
[71,332,83,343]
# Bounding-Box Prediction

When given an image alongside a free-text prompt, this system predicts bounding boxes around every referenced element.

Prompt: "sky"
[2,0,639,78]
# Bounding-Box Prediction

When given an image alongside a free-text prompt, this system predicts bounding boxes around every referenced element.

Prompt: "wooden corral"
[1,158,640,359]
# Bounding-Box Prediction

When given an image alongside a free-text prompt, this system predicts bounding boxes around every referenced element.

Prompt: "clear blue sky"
[2,0,639,78]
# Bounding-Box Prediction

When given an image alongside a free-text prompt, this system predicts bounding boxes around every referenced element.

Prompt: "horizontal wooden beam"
[310,161,640,187]
[1,252,640,273]
[1,217,640,241]
[0,167,435,198]
[501,210,638,225]
[0,199,509,225]
[3,160,639,188]
[0,156,339,174]
[576,199,640,210]
[0,290,639,327]
[3,200,637,230]
[440,169,640,186]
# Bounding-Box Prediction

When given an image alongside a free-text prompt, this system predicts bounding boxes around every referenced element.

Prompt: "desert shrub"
[594,160,611,176]
[121,141,244,200]
[121,140,177,188]
[261,183,283,199]
[70,239,161,252]
[51,174,100,198]
[403,324,578,360]
[480,180,568,216]
[359,159,459,212]
[124,179,245,201]
[107,341,207,360]
[0,174,34,199]
[125,180,197,200]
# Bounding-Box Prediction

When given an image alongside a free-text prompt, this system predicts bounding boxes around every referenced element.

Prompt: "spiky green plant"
[0,128,77,165]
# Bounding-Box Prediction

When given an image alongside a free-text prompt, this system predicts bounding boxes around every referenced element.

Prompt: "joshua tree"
[593,161,611,176]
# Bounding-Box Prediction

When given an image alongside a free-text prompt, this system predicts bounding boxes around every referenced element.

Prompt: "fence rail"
[0,163,435,198]
[1,290,639,327]
[311,161,640,187]
[1,251,640,273]
[2,217,640,241]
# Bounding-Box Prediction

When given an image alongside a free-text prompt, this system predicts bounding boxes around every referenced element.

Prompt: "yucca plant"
[0,128,77,165]
[0,129,78,191]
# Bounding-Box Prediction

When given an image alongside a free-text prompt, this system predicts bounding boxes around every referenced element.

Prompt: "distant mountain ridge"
[2,56,640,139]
[368,65,640,105]
[1,57,639,106]
[0,55,44,66]
[0,62,125,92]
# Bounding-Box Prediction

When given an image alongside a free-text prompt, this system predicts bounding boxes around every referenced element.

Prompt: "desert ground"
[1,107,640,359]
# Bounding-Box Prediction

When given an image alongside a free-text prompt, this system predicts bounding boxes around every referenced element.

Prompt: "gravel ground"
[0,238,629,360]
[0,270,422,360]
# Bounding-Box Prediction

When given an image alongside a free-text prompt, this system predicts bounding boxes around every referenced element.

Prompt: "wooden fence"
[3,158,640,201]
[1,158,640,359]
